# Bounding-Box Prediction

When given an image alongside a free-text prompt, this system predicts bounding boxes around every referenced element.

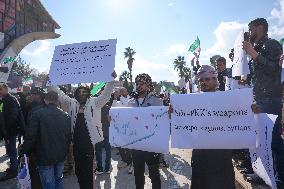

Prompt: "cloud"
[165,44,187,55]
[202,21,247,63]
[151,53,161,59]
[117,55,179,83]
[270,0,284,24]
[133,55,179,83]
[168,3,173,7]
[200,0,284,66]
[269,0,284,38]
[21,40,51,57]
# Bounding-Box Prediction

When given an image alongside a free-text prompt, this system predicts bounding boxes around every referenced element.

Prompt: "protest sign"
[249,114,277,188]
[109,106,170,154]
[225,77,250,90]
[171,88,256,149]
[48,39,117,85]
[232,30,250,77]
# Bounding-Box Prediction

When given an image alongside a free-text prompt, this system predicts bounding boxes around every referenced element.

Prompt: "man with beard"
[128,73,163,189]
[49,71,116,189]
[22,91,71,189]
[0,82,25,181]
[190,65,236,189]
[243,18,284,188]
[23,87,46,189]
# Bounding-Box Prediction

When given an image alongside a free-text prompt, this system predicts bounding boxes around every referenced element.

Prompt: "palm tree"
[119,71,130,82]
[173,56,186,77]
[183,66,191,83]
[119,71,131,92]
[124,47,136,90]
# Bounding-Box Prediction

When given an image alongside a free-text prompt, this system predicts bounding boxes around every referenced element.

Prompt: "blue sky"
[20,0,284,83]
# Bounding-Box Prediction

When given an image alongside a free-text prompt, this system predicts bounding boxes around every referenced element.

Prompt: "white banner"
[171,88,256,149]
[232,30,250,77]
[249,114,277,189]
[225,77,250,90]
[48,39,117,85]
[109,106,170,154]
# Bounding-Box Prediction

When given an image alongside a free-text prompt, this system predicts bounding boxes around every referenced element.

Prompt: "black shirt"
[73,113,93,153]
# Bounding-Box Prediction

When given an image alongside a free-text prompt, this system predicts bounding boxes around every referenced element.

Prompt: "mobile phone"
[244,32,250,42]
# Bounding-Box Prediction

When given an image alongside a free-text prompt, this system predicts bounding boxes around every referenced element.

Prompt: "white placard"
[249,114,277,189]
[48,39,117,85]
[109,106,170,154]
[232,30,250,77]
[225,77,250,90]
[171,88,256,149]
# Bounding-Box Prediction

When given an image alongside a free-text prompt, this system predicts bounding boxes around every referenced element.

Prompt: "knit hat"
[135,73,154,91]
[196,65,218,80]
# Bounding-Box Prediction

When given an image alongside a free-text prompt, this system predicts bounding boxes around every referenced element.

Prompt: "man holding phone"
[243,18,284,188]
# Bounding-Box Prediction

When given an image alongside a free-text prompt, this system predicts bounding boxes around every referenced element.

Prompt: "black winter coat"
[101,104,111,138]
[2,93,25,136]
[251,36,283,99]
[0,111,8,140]
[23,104,71,166]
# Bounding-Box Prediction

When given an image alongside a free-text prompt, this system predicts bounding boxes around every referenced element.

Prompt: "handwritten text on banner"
[109,106,170,154]
[171,88,256,149]
[249,114,277,189]
[48,39,117,85]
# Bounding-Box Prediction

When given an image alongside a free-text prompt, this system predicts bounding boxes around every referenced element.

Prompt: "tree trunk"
[130,70,133,92]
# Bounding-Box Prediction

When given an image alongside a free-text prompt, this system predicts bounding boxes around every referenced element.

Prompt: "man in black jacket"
[23,87,46,189]
[243,18,284,187]
[0,101,8,141]
[22,91,71,189]
[0,82,25,180]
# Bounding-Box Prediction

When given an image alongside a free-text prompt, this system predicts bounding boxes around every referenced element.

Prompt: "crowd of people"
[0,17,283,189]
